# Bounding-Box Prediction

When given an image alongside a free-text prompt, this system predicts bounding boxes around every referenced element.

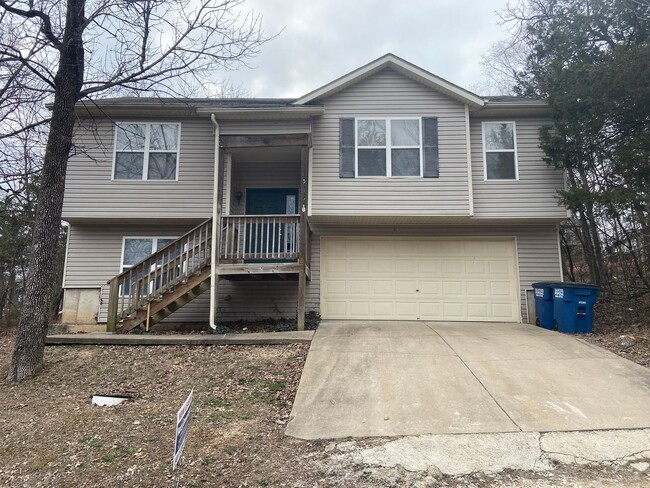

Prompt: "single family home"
[59,53,567,332]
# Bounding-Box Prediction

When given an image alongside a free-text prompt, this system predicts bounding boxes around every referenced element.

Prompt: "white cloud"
[226,0,511,98]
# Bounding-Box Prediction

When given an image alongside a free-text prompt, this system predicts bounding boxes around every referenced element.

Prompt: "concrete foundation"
[61,288,100,324]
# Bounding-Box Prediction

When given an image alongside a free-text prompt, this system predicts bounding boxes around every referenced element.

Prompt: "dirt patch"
[581,297,650,367]
[1,328,648,487]
[0,328,329,487]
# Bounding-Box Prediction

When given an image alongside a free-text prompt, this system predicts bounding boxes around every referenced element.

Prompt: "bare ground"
[1,328,648,487]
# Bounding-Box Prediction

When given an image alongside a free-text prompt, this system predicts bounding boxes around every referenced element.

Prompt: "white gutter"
[209,114,220,329]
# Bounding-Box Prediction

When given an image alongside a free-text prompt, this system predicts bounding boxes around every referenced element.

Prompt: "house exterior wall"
[310,68,471,217]
[62,117,216,221]
[62,117,310,222]
[62,222,313,324]
[470,116,566,218]
[62,221,561,324]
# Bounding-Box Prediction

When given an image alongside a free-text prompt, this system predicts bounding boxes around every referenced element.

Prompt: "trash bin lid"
[551,282,599,290]
[531,282,555,288]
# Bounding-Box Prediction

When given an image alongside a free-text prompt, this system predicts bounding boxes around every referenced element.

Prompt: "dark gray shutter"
[339,118,355,178]
[423,117,439,178]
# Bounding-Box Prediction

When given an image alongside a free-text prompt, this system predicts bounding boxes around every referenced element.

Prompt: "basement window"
[113,123,180,180]
[120,237,175,295]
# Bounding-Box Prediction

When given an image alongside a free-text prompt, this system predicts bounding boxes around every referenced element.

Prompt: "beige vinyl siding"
[65,222,209,323]
[310,68,470,216]
[65,222,317,323]
[308,224,562,320]
[63,117,215,221]
[65,221,559,323]
[219,120,310,135]
[470,117,566,218]
[230,160,301,214]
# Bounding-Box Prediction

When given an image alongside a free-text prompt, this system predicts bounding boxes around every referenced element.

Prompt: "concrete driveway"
[285,320,650,440]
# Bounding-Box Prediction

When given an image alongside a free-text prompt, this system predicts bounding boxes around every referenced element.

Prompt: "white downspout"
[209,114,220,329]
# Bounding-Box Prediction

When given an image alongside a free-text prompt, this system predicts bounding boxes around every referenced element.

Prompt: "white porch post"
[209,114,220,329]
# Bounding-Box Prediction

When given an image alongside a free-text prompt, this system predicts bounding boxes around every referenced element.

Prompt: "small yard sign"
[173,390,193,470]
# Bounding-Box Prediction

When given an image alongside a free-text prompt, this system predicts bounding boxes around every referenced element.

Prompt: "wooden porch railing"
[106,219,213,332]
[220,214,300,262]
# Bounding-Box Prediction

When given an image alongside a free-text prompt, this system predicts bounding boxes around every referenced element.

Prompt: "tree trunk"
[6,0,85,382]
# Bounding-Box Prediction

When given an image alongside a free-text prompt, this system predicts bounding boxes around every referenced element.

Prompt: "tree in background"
[484,0,650,311]
[0,0,269,382]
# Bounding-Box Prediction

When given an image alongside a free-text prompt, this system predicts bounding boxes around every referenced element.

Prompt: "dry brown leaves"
[0,330,329,487]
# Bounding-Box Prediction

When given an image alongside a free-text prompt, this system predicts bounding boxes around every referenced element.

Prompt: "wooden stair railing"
[106,218,213,333]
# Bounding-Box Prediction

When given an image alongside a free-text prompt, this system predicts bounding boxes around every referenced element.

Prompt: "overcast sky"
[223,0,512,99]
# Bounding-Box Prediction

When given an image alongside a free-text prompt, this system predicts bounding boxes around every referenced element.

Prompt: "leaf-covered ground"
[0,333,329,487]
[1,328,648,487]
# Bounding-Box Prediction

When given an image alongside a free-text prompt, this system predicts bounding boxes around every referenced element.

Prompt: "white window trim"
[112,122,181,181]
[482,120,519,181]
[119,236,177,273]
[354,117,423,178]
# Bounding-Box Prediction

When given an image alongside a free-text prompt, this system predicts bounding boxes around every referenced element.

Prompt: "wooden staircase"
[106,219,213,333]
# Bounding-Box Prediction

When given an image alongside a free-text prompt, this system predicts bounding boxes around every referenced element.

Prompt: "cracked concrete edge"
[327,429,650,477]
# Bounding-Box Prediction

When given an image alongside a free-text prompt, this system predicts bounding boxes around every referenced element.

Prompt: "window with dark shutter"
[422,117,439,178]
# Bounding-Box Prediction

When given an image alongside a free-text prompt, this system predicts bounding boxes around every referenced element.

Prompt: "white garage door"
[320,237,520,322]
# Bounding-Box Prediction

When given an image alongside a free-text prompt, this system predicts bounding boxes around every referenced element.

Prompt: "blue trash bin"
[552,283,599,334]
[531,282,555,330]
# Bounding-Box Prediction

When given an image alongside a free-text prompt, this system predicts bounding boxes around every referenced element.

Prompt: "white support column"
[209,114,220,329]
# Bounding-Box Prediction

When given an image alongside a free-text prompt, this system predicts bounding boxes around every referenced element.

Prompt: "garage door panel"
[442,281,464,297]
[466,281,488,296]
[349,301,370,317]
[492,303,517,320]
[467,302,489,320]
[325,301,347,317]
[370,258,393,273]
[348,280,370,295]
[488,259,512,275]
[490,281,513,296]
[442,259,462,274]
[395,259,417,274]
[417,280,441,295]
[466,260,487,274]
[324,279,347,295]
[443,302,466,319]
[348,259,370,273]
[395,302,418,318]
[326,260,347,273]
[418,259,441,274]
[372,302,395,316]
[321,237,520,322]
[419,301,443,319]
[371,280,394,295]
[395,280,417,295]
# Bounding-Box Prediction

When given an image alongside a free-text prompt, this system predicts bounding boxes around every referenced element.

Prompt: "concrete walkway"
[285,320,650,440]
[45,330,314,346]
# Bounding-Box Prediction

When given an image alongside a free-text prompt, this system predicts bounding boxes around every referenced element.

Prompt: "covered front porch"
[105,112,317,333]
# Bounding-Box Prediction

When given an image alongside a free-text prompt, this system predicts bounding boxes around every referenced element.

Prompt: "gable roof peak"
[292,53,485,108]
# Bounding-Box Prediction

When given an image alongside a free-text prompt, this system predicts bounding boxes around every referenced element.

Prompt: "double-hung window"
[114,123,180,180]
[121,237,176,295]
[356,118,422,177]
[482,121,518,180]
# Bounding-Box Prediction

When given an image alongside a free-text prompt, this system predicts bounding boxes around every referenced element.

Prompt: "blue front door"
[245,188,298,261]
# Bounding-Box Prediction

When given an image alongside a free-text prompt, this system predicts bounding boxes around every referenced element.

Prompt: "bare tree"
[1,0,268,382]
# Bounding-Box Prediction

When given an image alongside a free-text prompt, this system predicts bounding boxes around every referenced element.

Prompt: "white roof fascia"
[292,53,485,108]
